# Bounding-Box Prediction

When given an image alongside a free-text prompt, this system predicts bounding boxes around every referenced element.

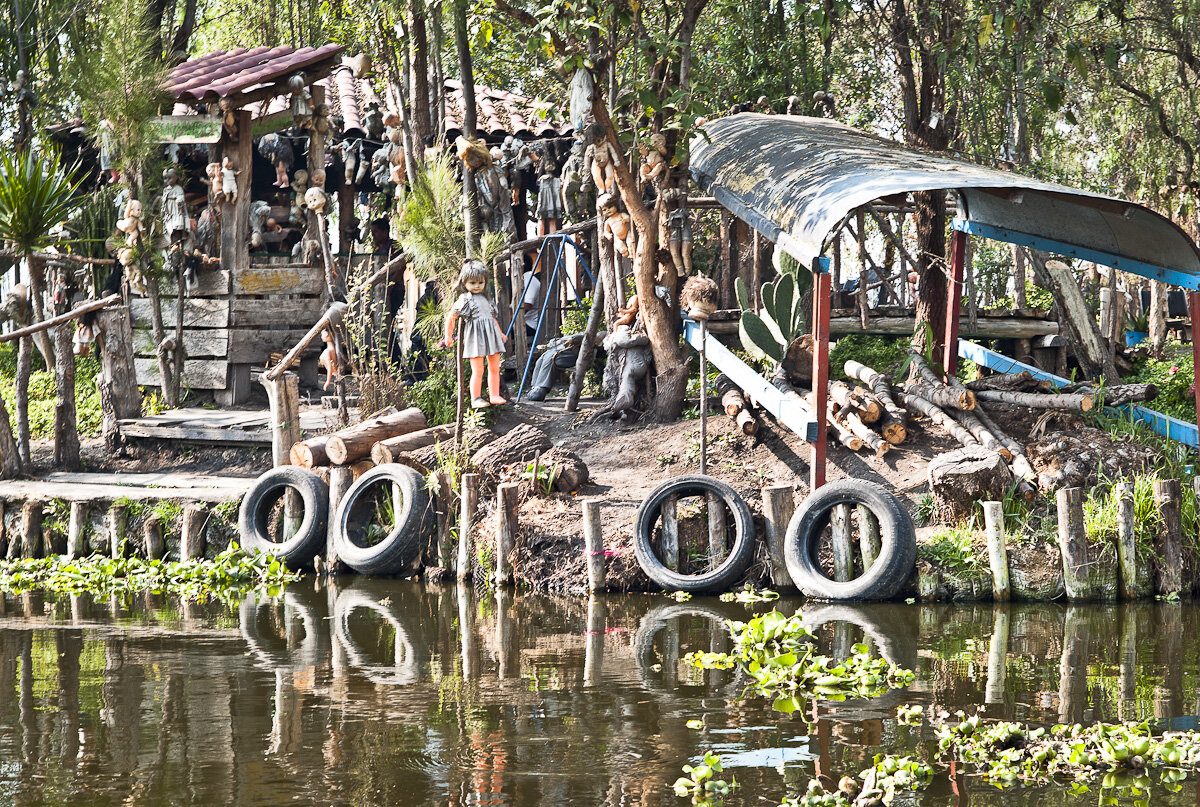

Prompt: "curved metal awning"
[690,114,1200,290]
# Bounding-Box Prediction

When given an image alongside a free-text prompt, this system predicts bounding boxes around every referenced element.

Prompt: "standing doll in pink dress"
[443,260,508,409]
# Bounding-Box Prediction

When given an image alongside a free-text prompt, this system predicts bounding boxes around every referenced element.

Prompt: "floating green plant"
[0,544,298,603]
[685,609,914,713]
[672,750,738,805]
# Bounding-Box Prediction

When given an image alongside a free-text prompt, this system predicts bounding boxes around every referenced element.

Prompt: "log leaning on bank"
[370,424,457,465]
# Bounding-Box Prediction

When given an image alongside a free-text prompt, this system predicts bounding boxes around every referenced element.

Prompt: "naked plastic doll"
[318,328,339,390]
[442,260,508,409]
[598,193,635,258]
[221,156,238,203]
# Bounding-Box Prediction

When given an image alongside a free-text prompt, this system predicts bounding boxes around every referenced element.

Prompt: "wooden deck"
[0,471,254,503]
[119,407,339,446]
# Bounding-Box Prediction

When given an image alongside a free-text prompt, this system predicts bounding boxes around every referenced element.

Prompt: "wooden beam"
[0,294,120,343]
[810,260,832,490]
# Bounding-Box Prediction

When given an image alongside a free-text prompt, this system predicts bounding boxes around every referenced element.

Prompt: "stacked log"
[715,374,760,436]
[290,406,427,468]
[844,360,906,444]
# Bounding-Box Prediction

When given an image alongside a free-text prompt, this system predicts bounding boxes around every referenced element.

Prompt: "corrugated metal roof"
[168,44,345,105]
[691,114,1200,288]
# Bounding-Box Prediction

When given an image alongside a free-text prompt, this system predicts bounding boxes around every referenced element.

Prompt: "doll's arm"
[443,311,459,346]
[494,317,507,344]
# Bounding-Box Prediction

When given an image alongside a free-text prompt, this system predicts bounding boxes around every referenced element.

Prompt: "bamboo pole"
[982,501,1010,601]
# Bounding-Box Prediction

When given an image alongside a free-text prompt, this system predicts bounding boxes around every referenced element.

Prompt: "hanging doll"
[442,259,508,409]
[318,329,339,390]
[221,156,238,203]
[598,193,635,259]
[535,159,564,235]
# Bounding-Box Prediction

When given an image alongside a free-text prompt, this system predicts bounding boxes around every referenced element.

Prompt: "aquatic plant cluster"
[685,609,916,713]
[0,544,298,602]
[778,755,933,807]
[934,710,1200,797]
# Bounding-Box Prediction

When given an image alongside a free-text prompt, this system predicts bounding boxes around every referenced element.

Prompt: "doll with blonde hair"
[443,260,508,408]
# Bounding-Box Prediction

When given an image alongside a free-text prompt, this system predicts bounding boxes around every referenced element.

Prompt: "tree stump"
[471,424,554,478]
[927,447,1012,524]
[539,446,589,492]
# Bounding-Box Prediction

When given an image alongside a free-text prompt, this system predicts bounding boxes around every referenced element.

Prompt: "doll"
[638,132,667,187]
[117,199,146,247]
[318,329,339,390]
[221,156,237,203]
[535,159,563,235]
[443,260,508,409]
[160,167,188,243]
[589,141,616,195]
[598,193,635,259]
[258,132,294,187]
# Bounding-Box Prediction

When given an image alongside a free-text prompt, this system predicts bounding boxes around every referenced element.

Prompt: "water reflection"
[4,584,1200,805]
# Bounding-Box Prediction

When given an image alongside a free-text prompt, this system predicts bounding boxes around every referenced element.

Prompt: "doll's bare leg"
[469,356,486,404]
[487,353,507,404]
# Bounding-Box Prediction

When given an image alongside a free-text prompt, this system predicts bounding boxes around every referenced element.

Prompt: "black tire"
[784,479,916,601]
[633,601,748,695]
[332,585,422,685]
[238,466,329,569]
[334,465,433,576]
[633,475,755,593]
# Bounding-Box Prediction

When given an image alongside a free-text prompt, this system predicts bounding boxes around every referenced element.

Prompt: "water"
[1,581,1200,806]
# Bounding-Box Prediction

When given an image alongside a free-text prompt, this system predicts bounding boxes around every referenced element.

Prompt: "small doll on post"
[443,260,508,409]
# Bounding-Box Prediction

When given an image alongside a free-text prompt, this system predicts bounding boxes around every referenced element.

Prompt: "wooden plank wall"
[131,258,325,392]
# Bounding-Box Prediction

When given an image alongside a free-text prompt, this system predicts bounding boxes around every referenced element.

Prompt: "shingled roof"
[441,80,570,140]
[168,44,345,107]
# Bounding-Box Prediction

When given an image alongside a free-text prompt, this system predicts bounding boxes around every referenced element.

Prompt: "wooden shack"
[135,45,345,404]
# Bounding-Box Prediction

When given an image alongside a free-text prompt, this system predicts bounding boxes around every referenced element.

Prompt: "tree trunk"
[25,258,54,368]
[95,307,141,453]
[1150,280,1168,355]
[0,394,21,478]
[565,278,605,411]
[1031,252,1119,383]
[452,0,479,255]
[52,278,80,470]
[911,190,947,359]
[15,336,30,467]
[471,423,552,478]
[409,0,433,149]
[974,389,1094,412]
[145,276,176,408]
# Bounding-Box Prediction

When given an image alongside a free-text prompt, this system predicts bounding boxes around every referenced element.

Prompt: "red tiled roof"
[438,80,571,140]
[168,44,345,105]
[326,65,382,138]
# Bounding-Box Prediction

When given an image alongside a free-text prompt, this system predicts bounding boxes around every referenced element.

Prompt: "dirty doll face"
[464,277,487,294]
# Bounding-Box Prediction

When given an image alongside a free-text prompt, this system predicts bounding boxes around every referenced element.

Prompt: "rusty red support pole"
[1190,291,1200,428]
[944,228,967,378]
[810,256,832,491]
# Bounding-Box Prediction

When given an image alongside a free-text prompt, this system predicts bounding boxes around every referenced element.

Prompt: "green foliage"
[685,609,914,713]
[406,359,460,427]
[0,544,299,604]
[918,523,989,585]
[561,294,592,337]
[828,335,909,382]
[0,148,84,256]
[0,345,102,438]
[993,280,1055,312]
[521,459,558,495]
[1084,476,1160,551]
[1125,342,1194,422]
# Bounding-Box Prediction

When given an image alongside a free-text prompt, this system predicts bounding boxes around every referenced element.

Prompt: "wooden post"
[830,504,853,582]
[1154,479,1182,596]
[660,495,679,571]
[20,501,42,559]
[985,606,1009,704]
[434,471,454,568]
[1055,487,1091,601]
[457,473,479,580]
[494,483,519,586]
[67,502,87,559]
[1117,605,1136,716]
[858,505,880,571]
[762,485,795,588]
[944,229,967,376]
[582,498,605,592]
[261,372,302,468]
[180,504,206,561]
[707,493,727,566]
[107,503,127,559]
[1058,606,1089,724]
[810,258,831,490]
[583,594,604,685]
[1115,482,1142,599]
[143,517,165,560]
[982,501,1010,601]
[326,466,353,573]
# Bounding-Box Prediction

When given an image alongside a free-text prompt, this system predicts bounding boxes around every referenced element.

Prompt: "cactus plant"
[738,271,811,362]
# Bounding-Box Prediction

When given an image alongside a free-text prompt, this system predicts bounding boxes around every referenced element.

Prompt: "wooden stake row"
[1,499,207,562]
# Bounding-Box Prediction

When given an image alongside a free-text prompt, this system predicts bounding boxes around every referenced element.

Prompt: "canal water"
[0,579,1198,805]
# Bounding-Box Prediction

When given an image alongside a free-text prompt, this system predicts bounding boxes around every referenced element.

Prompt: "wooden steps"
[119,407,338,446]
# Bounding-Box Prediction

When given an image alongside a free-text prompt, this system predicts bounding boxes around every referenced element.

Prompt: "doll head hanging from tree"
[443,259,509,409]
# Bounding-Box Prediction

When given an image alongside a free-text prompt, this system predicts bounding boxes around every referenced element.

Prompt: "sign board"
[151,115,222,144]
[251,110,294,139]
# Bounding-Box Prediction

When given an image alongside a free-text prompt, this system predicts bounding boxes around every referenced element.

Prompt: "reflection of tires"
[332,586,422,686]
[633,601,745,694]
[633,475,755,593]
[239,590,329,670]
[238,467,329,569]
[801,604,914,668]
[784,479,915,601]
[334,465,433,576]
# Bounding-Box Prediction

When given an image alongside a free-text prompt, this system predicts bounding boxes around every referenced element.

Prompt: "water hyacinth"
[932,710,1200,795]
[685,609,914,713]
[777,754,933,807]
[0,543,299,603]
